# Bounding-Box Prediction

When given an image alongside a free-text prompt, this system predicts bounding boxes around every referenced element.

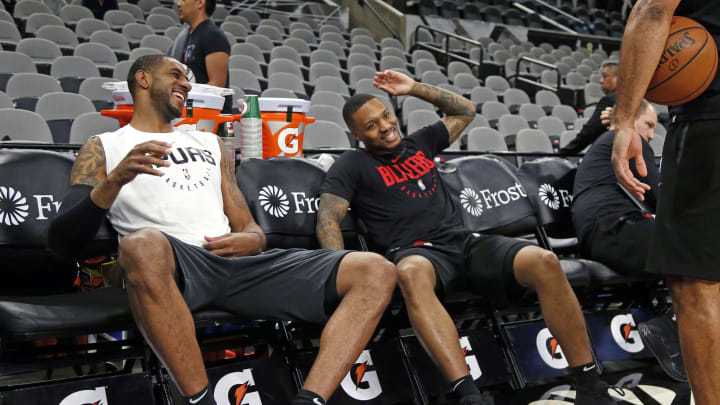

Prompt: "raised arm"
[203,138,267,257]
[373,70,476,144]
[316,193,350,250]
[611,0,681,200]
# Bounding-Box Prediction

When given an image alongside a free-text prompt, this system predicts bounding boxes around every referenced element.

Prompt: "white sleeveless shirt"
[97,125,230,247]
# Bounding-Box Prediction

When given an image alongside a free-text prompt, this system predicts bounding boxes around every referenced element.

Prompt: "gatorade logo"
[610,314,644,353]
[459,336,483,380]
[536,328,568,369]
[0,186,29,226]
[278,128,299,154]
[258,185,290,218]
[460,187,483,216]
[214,369,262,405]
[59,386,108,405]
[339,350,382,401]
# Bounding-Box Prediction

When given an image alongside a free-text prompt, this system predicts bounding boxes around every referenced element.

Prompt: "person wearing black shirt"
[612,1,720,403]
[560,61,618,154]
[573,100,659,275]
[82,0,118,19]
[317,70,617,405]
[170,0,231,113]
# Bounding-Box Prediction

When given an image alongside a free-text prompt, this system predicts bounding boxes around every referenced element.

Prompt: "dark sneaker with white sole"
[638,314,688,382]
[575,379,624,404]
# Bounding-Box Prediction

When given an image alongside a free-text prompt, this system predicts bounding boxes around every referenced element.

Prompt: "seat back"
[439,155,538,236]
[0,149,116,295]
[235,157,357,249]
[518,157,576,237]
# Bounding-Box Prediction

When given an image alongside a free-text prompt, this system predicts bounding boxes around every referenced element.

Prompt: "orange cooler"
[257,98,315,158]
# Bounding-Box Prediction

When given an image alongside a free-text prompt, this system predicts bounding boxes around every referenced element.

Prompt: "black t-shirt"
[82,0,118,19]
[561,92,616,154]
[572,131,660,245]
[181,19,232,113]
[672,1,720,121]
[321,121,463,254]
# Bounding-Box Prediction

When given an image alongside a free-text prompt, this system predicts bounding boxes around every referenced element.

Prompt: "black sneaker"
[459,392,494,405]
[639,314,688,382]
[575,380,623,404]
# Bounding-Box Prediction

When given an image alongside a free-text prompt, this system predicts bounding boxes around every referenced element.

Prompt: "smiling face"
[146,57,191,121]
[349,98,402,153]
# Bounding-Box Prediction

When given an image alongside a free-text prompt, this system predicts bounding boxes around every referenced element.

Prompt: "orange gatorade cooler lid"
[254,98,315,159]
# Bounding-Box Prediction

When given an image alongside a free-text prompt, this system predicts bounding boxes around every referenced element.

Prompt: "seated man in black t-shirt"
[572,100,660,275]
[316,70,618,405]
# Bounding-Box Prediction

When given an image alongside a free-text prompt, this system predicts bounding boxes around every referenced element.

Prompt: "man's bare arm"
[410,82,476,144]
[71,136,120,209]
[316,193,350,250]
[215,137,267,252]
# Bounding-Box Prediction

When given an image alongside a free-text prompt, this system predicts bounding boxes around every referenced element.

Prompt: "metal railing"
[412,25,485,76]
[512,2,577,34]
[512,56,561,93]
[358,0,401,41]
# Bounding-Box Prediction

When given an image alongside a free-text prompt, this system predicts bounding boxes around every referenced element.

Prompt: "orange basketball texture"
[646,16,718,106]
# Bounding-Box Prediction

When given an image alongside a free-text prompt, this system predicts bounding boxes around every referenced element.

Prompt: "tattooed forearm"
[409,82,475,143]
[70,136,106,187]
[316,193,349,250]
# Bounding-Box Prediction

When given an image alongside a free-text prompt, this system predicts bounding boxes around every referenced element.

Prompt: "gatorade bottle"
[216,114,235,167]
[238,95,263,162]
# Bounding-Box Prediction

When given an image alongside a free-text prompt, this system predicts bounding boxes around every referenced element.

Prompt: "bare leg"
[302,252,396,399]
[668,276,720,405]
[513,246,592,367]
[396,255,469,382]
[119,228,208,396]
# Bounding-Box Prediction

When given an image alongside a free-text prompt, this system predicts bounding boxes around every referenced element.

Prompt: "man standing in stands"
[560,61,619,154]
[169,0,232,113]
[612,0,720,403]
[48,55,397,405]
[316,70,618,405]
[573,100,658,276]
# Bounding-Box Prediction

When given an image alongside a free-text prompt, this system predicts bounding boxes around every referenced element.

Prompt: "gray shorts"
[164,233,351,324]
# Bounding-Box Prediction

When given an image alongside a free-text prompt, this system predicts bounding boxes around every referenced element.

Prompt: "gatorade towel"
[257,98,315,158]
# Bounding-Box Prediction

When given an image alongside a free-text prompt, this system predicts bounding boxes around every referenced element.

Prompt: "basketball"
[646,16,718,106]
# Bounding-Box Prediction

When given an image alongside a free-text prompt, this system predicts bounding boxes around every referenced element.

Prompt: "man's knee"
[516,247,565,288]
[118,228,174,287]
[352,253,397,296]
[669,277,720,315]
[396,256,435,295]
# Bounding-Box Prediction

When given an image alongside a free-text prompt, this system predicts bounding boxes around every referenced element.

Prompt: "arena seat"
[5,72,62,111]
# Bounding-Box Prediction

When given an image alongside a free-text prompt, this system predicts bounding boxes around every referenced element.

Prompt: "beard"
[150,84,184,122]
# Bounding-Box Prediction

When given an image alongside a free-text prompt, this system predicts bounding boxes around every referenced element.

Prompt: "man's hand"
[611,125,651,200]
[203,232,263,257]
[107,140,172,186]
[373,70,415,96]
[600,106,613,129]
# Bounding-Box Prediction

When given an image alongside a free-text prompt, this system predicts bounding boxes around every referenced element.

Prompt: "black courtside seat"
[438,155,591,290]
[236,156,363,250]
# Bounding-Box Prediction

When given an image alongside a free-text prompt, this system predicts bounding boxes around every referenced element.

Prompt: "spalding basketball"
[646,16,718,106]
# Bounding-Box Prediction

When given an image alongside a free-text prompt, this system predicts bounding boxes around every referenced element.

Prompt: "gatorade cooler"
[100,81,240,132]
[249,98,315,158]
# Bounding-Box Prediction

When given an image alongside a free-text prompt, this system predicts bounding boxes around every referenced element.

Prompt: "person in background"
[560,61,619,154]
[169,0,231,113]
[82,0,118,19]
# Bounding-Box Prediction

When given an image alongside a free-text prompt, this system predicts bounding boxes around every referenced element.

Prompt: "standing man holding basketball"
[612,1,720,403]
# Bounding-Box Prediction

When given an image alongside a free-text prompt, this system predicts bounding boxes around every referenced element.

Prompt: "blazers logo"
[59,386,108,405]
[536,328,568,369]
[214,369,262,405]
[610,314,644,353]
[0,186,29,226]
[460,187,483,216]
[340,350,382,401]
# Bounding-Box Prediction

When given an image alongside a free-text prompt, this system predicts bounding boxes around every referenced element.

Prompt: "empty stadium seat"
[50,56,101,93]
[91,29,131,61]
[75,18,112,42]
[122,23,154,47]
[304,120,351,148]
[79,76,114,110]
[0,108,53,142]
[0,51,36,92]
[229,68,262,93]
[25,13,64,37]
[311,91,346,108]
[35,92,95,143]
[16,38,62,74]
[104,9,136,31]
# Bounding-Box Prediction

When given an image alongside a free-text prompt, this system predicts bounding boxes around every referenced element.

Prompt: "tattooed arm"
[316,193,350,250]
[206,137,266,257]
[373,70,476,144]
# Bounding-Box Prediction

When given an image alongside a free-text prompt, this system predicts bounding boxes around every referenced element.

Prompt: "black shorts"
[647,120,720,281]
[164,233,351,324]
[389,233,532,303]
[586,213,655,276]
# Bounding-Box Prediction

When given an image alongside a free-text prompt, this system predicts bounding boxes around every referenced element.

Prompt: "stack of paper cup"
[237,95,263,162]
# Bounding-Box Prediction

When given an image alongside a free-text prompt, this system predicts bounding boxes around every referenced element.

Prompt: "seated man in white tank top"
[48,55,397,405]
